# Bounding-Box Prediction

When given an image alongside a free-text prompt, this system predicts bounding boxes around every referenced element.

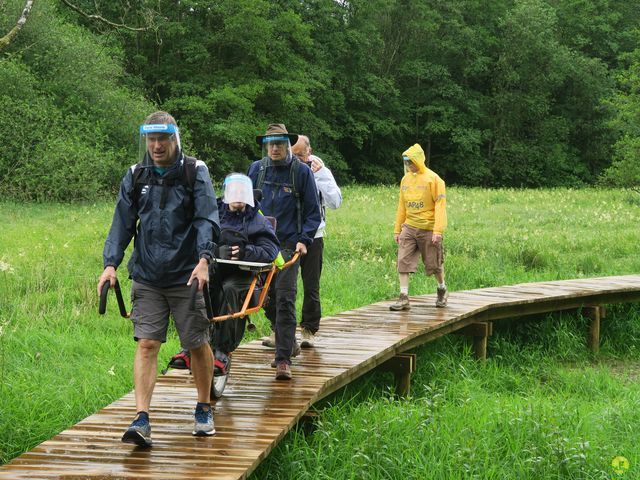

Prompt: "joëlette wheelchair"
[98,250,299,400]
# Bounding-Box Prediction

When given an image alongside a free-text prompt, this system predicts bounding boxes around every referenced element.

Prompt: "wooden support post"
[584,306,602,354]
[453,322,493,361]
[378,353,416,397]
[299,410,320,435]
[473,335,488,361]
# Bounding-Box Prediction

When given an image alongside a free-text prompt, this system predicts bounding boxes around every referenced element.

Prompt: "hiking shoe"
[214,351,230,377]
[193,404,215,436]
[300,328,315,348]
[275,362,292,380]
[168,349,191,370]
[389,294,410,311]
[122,413,152,447]
[261,333,276,348]
[435,287,449,308]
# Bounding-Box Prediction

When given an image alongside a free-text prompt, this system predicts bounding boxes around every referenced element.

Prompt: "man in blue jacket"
[248,124,321,380]
[97,111,220,446]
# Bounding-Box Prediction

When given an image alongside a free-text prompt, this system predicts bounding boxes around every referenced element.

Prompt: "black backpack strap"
[256,157,302,234]
[131,163,147,210]
[290,159,302,234]
[181,156,198,220]
[131,156,198,217]
[256,157,270,191]
[130,163,147,246]
[183,155,197,190]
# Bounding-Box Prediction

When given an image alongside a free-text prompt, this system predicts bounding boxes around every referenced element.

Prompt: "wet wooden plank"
[2,275,640,479]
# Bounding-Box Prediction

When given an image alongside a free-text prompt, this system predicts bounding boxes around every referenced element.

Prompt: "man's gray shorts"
[130,281,210,350]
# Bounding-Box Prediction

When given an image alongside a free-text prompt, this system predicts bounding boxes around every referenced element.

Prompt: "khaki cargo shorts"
[130,281,210,350]
[396,224,444,275]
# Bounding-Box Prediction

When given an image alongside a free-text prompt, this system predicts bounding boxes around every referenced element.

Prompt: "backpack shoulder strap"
[132,163,144,186]
[131,163,147,208]
[183,155,197,190]
[256,157,270,190]
[181,156,198,220]
[290,158,302,234]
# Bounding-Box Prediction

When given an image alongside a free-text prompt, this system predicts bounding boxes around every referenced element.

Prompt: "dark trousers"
[264,260,299,365]
[300,237,323,333]
[210,273,253,354]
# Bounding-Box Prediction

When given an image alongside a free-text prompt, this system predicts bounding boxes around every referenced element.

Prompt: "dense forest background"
[1,0,640,200]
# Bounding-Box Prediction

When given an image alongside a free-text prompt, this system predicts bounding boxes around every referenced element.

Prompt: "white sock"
[438,283,446,289]
[400,286,408,295]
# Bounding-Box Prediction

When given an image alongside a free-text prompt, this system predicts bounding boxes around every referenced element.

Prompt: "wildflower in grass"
[0,261,15,274]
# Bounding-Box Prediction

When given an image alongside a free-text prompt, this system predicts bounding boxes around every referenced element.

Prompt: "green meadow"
[1,186,640,479]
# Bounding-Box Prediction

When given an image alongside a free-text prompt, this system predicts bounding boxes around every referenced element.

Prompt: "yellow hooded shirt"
[393,144,447,235]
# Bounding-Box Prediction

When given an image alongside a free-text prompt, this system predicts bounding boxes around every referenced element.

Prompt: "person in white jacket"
[292,135,342,347]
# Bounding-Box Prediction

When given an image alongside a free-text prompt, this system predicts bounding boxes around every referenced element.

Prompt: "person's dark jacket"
[103,153,220,288]
[216,198,280,264]
[246,154,321,248]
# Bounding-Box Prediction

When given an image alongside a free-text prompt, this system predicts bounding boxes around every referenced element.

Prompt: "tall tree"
[0,0,34,51]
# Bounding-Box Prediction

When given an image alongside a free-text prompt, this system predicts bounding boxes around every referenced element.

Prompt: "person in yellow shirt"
[390,143,448,311]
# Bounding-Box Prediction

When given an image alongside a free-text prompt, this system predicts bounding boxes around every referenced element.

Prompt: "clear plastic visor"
[262,135,291,162]
[223,173,255,207]
[403,155,416,173]
[138,124,181,166]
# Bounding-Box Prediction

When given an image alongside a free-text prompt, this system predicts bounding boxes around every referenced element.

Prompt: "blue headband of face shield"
[223,173,253,189]
[262,135,290,144]
[403,156,412,163]
[139,124,179,135]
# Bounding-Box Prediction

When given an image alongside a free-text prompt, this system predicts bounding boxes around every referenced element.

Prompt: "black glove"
[217,245,232,260]
[217,244,244,260]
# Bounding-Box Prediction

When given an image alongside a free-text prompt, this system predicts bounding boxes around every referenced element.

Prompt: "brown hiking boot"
[300,328,315,348]
[389,293,410,311]
[261,332,275,348]
[275,362,292,380]
[435,287,449,308]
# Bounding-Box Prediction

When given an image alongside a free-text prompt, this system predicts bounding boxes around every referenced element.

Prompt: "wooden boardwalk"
[2,275,640,479]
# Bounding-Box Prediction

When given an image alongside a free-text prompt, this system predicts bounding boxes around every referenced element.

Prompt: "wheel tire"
[210,357,231,399]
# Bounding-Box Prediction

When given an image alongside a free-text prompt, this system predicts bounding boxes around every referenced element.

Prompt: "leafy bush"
[0,0,154,200]
[599,136,640,188]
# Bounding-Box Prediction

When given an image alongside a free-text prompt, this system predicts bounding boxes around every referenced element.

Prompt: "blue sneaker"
[193,403,215,436]
[122,413,152,447]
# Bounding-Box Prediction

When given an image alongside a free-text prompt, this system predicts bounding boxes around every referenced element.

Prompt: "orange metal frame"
[210,252,299,323]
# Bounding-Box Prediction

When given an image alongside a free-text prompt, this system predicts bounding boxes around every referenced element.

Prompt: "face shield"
[223,173,255,207]
[403,155,416,174]
[262,135,291,162]
[139,123,181,167]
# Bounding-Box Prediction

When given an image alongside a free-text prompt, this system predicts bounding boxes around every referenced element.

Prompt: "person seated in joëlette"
[171,173,280,376]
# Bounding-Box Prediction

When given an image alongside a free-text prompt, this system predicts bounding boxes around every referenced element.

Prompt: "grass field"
[1,186,640,479]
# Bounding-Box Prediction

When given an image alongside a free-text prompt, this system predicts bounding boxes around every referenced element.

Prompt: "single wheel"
[211,357,231,399]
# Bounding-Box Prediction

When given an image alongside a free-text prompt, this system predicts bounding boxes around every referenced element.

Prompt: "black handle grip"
[98,279,129,318]
[203,282,213,319]
[99,281,110,315]
[114,281,128,318]
[189,279,214,319]
[189,281,199,311]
